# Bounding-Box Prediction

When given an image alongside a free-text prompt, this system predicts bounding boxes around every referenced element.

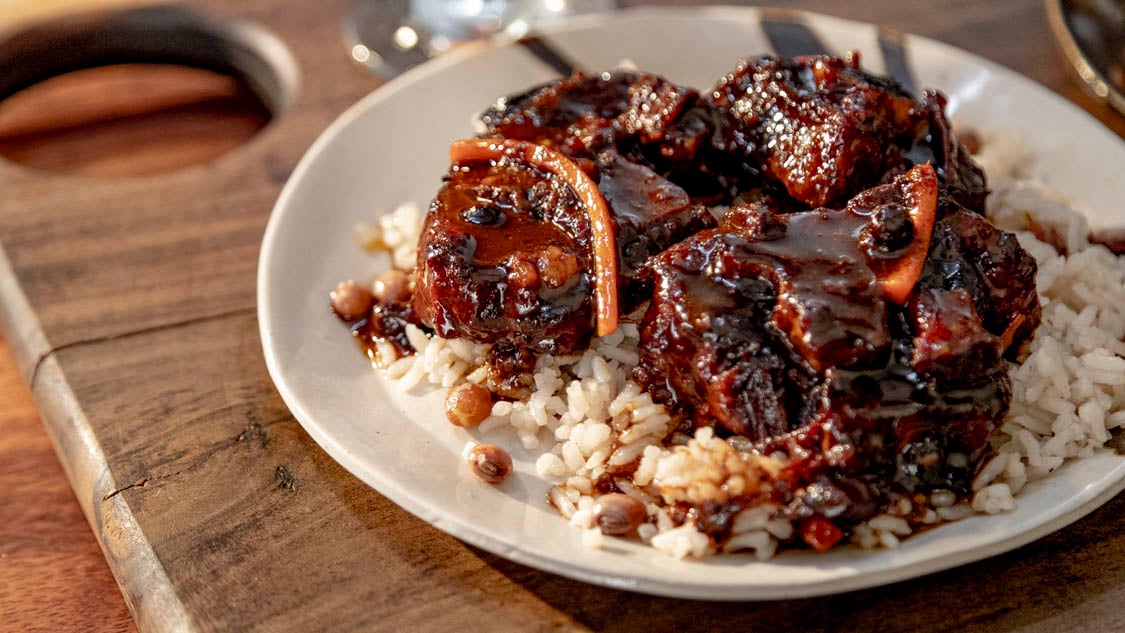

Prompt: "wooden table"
[0,1,1122,632]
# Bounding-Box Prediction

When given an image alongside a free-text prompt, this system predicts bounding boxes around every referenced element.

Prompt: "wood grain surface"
[0,64,270,177]
[0,333,137,633]
[0,1,1122,632]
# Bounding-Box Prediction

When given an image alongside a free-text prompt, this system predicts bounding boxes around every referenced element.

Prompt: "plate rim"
[258,5,1125,600]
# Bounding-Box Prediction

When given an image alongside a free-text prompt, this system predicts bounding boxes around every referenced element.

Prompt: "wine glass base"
[344,0,616,80]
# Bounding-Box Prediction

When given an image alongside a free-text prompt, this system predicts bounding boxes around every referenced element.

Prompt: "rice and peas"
[353,132,1125,559]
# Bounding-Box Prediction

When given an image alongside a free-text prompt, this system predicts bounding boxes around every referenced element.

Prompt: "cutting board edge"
[0,242,51,382]
[0,238,198,633]
[28,353,199,633]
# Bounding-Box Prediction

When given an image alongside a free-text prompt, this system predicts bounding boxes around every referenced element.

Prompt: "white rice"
[362,132,1123,558]
[355,202,423,271]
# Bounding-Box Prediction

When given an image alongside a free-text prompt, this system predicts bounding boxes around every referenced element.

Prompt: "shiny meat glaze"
[635,165,1039,527]
[709,55,987,212]
[481,70,726,201]
[918,209,1041,353]
[595,151,717,306]
[411,149,719,354]
[906,92,989,214]
[635,173,928,440]
[481,70,702,158]
[413,158,597,354]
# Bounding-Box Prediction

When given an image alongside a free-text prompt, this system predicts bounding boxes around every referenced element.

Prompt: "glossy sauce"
[412,157,596,354]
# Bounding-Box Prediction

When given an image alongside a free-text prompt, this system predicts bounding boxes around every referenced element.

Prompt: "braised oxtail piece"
[596,151,717,307]
[480,70,727,202]
[635,161,1039,539]
[902,91,989,214]
[709,55,987,212]
[412,142,600,354]
[916,208,1041,355]
[412,138,721,356]
[635,164,938,439]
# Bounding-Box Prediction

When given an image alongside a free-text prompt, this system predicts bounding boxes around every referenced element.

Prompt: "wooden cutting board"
[0,1,1122,632]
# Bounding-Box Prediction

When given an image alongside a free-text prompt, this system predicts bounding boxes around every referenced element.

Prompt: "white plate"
[258,6,1125,600]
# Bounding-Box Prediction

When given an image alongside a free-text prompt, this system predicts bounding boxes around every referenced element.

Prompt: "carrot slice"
[449,139,619,336]
[999,313,1026,353]
[881,163,938,304]
[800,517,845,553]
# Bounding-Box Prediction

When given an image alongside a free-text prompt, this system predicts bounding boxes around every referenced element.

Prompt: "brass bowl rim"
[1044,0,1125,115]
